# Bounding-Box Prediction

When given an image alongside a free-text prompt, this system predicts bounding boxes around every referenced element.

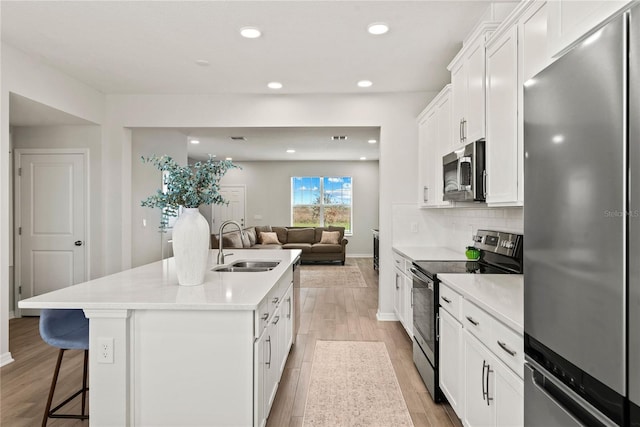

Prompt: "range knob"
[503,241,515,249]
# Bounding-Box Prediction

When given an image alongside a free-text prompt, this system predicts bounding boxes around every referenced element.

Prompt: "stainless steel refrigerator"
[524,4,639,426]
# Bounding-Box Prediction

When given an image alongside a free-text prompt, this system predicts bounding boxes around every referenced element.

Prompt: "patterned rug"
[302,341,414,427]
[300,264,367,288]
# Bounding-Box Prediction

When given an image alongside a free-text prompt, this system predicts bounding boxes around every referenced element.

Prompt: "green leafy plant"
[140,155,239,230]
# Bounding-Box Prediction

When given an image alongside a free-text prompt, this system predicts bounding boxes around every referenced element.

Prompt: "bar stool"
[39,309,89,427]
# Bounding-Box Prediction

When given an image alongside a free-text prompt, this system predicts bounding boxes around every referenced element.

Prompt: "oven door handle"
[409,267,431,284]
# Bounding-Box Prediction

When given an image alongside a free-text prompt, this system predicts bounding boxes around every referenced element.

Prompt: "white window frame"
[290,176,353,234]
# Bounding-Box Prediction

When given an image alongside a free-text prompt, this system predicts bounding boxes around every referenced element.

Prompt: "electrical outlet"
[98,337,114,364]
[410,222,419,233]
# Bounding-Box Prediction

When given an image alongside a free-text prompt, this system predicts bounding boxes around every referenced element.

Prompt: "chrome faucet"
[217,220,244,265]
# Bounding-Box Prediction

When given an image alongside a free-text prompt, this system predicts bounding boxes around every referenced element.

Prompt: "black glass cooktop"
[413,260,507,278]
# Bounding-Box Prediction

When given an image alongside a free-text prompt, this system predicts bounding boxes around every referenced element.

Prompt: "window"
[291,176,352,233]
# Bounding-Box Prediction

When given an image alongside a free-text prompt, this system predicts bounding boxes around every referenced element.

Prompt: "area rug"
[302,341,414,427]
[300,265,367,288]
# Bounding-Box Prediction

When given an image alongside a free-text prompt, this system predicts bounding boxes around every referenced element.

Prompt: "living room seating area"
[211,225,348,264]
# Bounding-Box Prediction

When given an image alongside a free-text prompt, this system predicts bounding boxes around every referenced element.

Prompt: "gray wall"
[214,160,379,256]
[131,129,188,267]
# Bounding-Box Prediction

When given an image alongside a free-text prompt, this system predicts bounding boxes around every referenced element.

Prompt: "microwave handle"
[458,156,472,189]
[482,170,487,199]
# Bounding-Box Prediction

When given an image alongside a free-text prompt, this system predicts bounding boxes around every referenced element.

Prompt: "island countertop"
[18,249,301,311]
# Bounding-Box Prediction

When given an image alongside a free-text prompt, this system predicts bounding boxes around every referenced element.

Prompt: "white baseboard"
[0,352,14,367]
[346,254,373,258]
[376,311,398,322]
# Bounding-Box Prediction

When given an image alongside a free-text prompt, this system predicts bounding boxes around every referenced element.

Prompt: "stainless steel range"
[410,229,523,402]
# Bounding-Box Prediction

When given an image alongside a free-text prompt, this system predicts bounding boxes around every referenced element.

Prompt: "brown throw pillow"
[320,231,340,244]
[260,232,282,245]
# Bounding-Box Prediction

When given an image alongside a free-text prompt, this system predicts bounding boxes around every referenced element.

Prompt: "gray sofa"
[211,225,348,264]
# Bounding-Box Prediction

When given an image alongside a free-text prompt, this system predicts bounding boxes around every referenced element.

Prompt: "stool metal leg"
[42,348,90,427]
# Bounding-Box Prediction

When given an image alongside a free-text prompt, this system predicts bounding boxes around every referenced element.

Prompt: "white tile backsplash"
[392,204,523,252]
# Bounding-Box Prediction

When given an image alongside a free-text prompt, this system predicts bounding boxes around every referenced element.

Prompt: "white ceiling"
[2,0,501,160]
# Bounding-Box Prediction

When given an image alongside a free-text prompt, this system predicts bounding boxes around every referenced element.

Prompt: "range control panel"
[472,229,522,257]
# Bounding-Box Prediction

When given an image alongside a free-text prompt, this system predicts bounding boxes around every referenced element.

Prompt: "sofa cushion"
[328,226,345,241]
[320,230,341,244]
[314,227,326,243]
[252,244,283,250]
[222,231,244,248]
[245,227,257,246]
[287,228,315,243]
[259,232,281,245]
[241,231,251,248]
[311,243,342,253]
[272,227,288,244]
[254,225,272,235]
[282,243,313,253]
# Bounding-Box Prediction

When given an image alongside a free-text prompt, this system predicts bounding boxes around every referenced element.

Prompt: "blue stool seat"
[39,309,89,427]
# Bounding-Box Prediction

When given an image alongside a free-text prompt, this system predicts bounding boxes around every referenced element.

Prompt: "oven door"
[410,267,436,364]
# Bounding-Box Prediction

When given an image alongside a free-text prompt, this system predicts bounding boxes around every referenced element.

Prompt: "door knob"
[74,240,83,246]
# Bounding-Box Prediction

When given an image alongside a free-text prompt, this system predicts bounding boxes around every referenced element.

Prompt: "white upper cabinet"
[547,0,633,58]
[448,23,499,147]
[486,25,519,205]
[485,0,553,206]
[417,85,452,208]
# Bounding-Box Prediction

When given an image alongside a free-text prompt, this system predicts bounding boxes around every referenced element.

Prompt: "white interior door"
[211,185,246,230]
[15,150,87,315]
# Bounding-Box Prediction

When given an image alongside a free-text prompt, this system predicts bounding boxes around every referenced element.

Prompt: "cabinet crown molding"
[417,84,451,120]
[447,21,501,71]
[486,0,546,50]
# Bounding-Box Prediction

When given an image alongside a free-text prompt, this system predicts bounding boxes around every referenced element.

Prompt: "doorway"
[13,149,88,316]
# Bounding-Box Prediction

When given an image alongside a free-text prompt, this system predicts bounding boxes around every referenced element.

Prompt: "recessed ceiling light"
[240,27,261,39]
[368,139,377,144]
[190,139,200,144]
[286,149,296,153]
[360,157,367,160]
[367,23,389,35]
[357,80,373,88]
[226,157,233,161]
[195,59,210,66]
[268,82,283,89]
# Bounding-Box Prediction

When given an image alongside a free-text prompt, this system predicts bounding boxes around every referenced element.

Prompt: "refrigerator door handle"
[526,359,618,427]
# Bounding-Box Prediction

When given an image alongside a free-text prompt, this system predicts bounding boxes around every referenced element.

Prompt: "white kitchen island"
[19,249,301,427]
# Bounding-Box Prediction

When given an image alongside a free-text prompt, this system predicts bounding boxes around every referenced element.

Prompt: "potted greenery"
[141,155,238,286]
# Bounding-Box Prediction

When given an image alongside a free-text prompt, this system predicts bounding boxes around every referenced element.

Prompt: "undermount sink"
[231,261,280,269]
[212,260,280,273]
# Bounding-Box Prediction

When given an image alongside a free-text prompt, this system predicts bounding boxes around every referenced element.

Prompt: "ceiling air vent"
[230,136,246,141]
[331,136,348,141]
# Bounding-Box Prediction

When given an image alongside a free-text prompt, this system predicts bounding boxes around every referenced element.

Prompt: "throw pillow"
[260,231,282,245]
[320,230,341,244]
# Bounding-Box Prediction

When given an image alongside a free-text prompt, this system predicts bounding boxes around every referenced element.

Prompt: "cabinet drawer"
[256,298,270,336]
[392,251,408,274]
[491,319,524,379]
[462,299,493,344]
[439,283,462,321]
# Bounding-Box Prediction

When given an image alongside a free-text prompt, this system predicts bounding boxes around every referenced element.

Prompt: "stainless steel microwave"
[442,139,486,202]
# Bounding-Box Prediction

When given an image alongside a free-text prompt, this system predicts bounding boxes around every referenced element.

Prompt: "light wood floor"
[1,258,462,427]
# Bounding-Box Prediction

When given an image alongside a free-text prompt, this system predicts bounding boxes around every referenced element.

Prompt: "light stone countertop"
[437,273,524,334]
[18,249,302,311]
[392,246,467,261]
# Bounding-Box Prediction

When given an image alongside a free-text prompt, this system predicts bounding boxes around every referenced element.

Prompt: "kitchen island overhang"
[19,249,301,427]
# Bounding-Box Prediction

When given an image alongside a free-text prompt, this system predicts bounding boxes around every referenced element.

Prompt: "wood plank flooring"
[1,258,462,427]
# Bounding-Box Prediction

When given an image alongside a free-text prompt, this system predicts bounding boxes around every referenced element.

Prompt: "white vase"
[172,208,210,286]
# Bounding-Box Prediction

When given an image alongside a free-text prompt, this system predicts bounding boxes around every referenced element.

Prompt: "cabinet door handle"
[460,119,463,142]
[424,186,429,202]
[396,274,400,289]
[486,363,494,406]
[261,313,269,321]
[410,288,414,308]
[436,313,440,340]
[266,336,272,368]
[482,360,487,401]
[273,315,280,325]
[497,340,517,357]
[287,297,291,319]
[442,296,452,304]
[466,316,479,326]
[272,297,279,304]
[463,119,467,142]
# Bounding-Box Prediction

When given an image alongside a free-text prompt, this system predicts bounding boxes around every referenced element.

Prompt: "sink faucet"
[217,220,244,265]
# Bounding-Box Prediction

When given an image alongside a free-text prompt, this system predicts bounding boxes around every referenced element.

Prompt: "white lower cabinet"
[463,331,523,427]
[255,274,294,427]
[439,282,523,427]
[393,250,413,337]
[439,308,464,416]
